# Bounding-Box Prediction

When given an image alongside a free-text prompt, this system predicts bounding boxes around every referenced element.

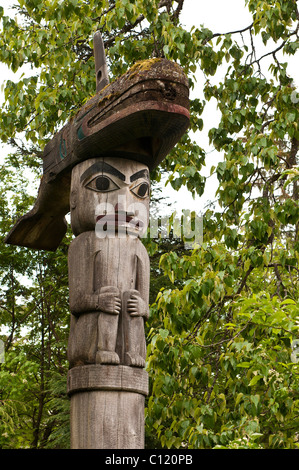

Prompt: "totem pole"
[5,32,189,449]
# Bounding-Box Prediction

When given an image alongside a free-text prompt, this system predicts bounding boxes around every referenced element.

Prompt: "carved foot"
[126,352,145,368]
[96,350,120,365]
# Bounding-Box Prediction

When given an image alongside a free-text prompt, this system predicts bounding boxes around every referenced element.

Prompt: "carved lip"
[96,213,143,228]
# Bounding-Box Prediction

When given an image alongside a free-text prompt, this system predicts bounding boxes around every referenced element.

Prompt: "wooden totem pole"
[5,32,190,449]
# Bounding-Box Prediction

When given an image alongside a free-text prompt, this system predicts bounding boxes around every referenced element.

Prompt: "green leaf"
[249,375,263,386]
[159,329,169,339]
[163,44,169,55]
[237,362,251,368]
[235,393,243,406]
[250,395,260,409]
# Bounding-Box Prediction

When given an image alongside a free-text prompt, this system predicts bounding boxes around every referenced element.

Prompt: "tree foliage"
[0,0,298,448]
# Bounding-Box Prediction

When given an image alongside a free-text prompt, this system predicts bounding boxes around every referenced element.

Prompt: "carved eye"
[131,182,150,198]
[85,175,120,192]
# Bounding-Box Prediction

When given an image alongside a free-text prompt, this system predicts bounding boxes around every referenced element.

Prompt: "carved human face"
[70,157,150,237]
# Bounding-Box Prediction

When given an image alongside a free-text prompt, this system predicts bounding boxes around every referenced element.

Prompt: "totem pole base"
[67,365,148,449]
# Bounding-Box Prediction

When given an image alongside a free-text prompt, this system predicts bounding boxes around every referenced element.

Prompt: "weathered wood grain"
[67,364,149,396]
[67,158,150,369]
[70,390,145,449]
[67,156,151,449]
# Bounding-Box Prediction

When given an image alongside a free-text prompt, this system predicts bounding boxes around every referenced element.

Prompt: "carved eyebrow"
[80,162,126,183]
[130,169,149,182]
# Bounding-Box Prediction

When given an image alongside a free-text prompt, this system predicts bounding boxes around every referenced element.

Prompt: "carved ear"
[70,189,77,211]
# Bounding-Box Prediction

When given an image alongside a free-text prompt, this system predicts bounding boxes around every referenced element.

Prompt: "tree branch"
[204,23,254,45]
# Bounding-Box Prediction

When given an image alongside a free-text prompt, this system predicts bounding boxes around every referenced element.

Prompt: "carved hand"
[126,290,149,318]
[98,286,121,315]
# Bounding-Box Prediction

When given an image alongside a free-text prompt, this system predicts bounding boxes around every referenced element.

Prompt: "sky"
[0,0,297,216]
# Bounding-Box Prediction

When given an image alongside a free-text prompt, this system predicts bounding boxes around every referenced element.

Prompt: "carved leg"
[68,313,98,367]
[67,314,78,368]
[96,312,120,364]
[124,289,146,368]
[126,316,146,368]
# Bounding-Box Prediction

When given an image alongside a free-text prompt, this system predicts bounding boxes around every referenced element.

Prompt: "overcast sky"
[0,0,297,215]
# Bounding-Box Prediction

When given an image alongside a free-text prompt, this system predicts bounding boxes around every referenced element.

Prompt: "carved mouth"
[96,212,143,229]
